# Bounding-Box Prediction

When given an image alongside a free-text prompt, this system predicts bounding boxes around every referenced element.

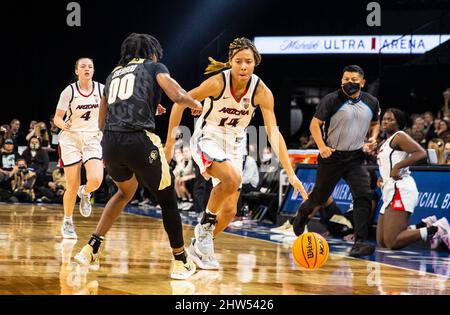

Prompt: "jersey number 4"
[218,117,240,127]
[108,73,136,104]
[80,111,91,121]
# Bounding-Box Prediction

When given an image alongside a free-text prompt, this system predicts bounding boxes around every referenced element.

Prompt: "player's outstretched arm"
[156,73,202,111]
[257,81,308,200]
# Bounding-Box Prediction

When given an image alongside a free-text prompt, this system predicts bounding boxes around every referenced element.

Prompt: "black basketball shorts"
[102,130,172,192]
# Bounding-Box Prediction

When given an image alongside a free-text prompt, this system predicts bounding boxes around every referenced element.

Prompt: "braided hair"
[118,33,163,66]
[205,37,261,75]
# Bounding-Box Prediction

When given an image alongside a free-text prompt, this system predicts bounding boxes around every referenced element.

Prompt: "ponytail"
[204,57,230,75]
[204,37,261,75]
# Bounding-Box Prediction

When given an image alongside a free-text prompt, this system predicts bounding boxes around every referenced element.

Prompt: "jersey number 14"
[107,73,136,104]
[218,117,240,127]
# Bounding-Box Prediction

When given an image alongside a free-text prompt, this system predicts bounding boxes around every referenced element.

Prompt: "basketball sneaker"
[61,220,77,239]
[349,241,375,257]
[441,233,450,251]
[293,208,313,236]
[194,222,215,257]
[422,215,438,227]
[270,220,292,234]
[431,218,450,250]
[187,239,220,270]
[74,244,100,271]
[282,228,296,236]
[170,257,196,280]
[431,229,445,250]
[433,217,450,234]
[78,185,92,217]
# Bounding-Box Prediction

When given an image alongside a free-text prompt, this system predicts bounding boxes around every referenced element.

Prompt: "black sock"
[427,226,438,237]
[201,211,217,226]
[415,222,427,229]
[174,250,187,264]
[88,234,104,254]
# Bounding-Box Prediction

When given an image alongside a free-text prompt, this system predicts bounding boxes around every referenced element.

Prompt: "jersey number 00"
[107,73,136,104]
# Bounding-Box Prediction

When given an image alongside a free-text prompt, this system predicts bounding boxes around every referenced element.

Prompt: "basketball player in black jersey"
[74,33,202,280]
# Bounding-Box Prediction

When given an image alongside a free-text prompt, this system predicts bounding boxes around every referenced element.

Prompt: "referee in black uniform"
[293,65,380,257]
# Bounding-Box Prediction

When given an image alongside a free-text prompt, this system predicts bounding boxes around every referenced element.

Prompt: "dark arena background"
[1,0,450,309]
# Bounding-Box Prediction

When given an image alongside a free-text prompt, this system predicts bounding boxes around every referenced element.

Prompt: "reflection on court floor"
[0,203,449,295]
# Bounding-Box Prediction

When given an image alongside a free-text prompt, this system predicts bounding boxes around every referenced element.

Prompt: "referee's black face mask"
[342,82,361,96]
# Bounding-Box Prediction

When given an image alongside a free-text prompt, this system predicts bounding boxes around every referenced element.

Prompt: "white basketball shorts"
[59,130,103,167]
[380,176,418,214]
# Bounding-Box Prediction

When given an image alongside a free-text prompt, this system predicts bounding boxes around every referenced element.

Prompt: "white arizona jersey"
[377,131,411,182]
[57,81,104,132]
[194,69,260,138]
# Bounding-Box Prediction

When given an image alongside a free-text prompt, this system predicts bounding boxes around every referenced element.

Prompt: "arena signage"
[254,35,450,54]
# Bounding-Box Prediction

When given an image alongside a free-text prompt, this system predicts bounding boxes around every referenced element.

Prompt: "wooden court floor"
[0,203,449,295]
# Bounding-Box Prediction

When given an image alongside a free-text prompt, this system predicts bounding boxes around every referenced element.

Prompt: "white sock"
[408,225,416,230]
[64,216,73,223]
[206,208,217,216]
[82,185,90,195]
[419,227,428,241]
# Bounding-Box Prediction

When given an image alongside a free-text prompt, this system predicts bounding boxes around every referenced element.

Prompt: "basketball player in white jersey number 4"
[53,58,104,239]
[164,38,308,269]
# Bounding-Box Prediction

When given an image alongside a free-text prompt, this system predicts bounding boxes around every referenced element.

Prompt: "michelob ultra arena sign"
[254,35,450,54]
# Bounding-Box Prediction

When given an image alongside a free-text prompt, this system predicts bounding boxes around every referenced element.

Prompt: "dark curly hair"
[118,33,163,66]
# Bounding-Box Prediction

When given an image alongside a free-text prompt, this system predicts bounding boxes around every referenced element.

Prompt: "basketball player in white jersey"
[376,108,450,250]
[164,38,308,269]
[53,58,104,239]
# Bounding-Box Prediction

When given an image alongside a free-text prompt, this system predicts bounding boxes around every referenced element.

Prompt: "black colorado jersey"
[103,58,169,132]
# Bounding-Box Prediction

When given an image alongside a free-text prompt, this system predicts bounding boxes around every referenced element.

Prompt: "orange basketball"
[292,232,329,269]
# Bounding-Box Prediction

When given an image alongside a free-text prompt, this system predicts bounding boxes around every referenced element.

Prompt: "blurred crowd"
[372,89,450,165]
[1,89,448,207]
[0,117,278,215]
